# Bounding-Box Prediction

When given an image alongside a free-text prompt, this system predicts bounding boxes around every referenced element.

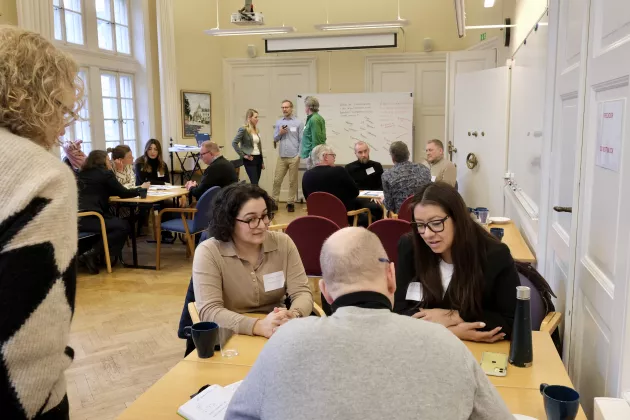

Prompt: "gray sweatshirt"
[226,307,513,420]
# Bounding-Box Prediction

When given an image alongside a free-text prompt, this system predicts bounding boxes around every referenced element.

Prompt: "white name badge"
[406,282,423,301]
[263,271,285,292]
[431,176,436,182]
[158,172,165,178]
[290,126,297,133]
[366,167,376,175]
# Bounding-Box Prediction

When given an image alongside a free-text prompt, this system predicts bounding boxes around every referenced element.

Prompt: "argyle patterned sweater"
[0,128,77,419]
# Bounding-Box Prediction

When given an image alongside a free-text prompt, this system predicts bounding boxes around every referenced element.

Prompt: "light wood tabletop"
[497,387,587,419]
[109,187,189,204]
[487,221,536,263]
[120,331,584,419]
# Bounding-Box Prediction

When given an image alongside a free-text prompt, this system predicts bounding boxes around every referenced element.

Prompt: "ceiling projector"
[231,0,264,25]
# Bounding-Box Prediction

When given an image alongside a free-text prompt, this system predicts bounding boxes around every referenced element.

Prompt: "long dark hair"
[136,138,166,173]
[208,183,274,242]
[410,182,498,319]
[81,150,109,172]
[107,144,131,161]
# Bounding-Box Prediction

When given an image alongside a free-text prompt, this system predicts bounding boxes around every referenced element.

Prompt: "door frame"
[223,56,317,161]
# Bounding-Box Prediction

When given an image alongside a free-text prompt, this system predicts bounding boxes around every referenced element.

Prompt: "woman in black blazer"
[394,182,520,342]
[232,109,264,185]
[78,150,139,274]
[134,138,171,185]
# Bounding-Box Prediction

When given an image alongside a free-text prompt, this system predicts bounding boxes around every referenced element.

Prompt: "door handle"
[553,206,572,213]
[447,141,457,161]
[466,153,478,169]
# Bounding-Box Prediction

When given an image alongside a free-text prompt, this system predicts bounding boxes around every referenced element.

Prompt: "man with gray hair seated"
[226,227,513,420]
[299,96,326,170]
[382,140,431,214]
[301,144,359,213]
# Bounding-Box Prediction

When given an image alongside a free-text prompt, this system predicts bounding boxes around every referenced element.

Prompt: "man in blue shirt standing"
[272,100,303,212]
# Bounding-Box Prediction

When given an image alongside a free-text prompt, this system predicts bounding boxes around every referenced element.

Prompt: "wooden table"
[487,221,536,263]
[119,331,585,419]
[110,187,190,269]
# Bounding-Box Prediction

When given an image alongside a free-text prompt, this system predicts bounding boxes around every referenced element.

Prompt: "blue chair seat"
[161,218,200,234]
[79,232,98,239]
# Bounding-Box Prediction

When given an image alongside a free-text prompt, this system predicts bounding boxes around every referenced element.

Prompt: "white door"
[366,55,447,163]
[225,58,316,193]
[568,0,630,415]
[446,50,497,154]
[453,67,509,215]
[543,0,589,367]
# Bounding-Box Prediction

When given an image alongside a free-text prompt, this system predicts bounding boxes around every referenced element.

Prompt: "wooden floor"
[67,204,308,420]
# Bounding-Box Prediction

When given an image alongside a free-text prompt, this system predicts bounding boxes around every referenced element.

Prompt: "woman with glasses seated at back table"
[193,183,313,338]
[394,182,520,343]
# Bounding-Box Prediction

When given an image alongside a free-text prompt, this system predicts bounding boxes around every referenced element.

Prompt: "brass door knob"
[466,153,478,169]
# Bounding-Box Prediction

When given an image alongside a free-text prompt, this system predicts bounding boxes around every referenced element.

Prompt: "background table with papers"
[119,331,586,419]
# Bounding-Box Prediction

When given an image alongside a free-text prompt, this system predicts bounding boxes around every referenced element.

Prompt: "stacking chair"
[155,186,220,270]
[519,273,562,334]
[285,215,340,315]
[367,219,411,266]
[78,211,112,273]
[390,195,414,221]
[306,192,372,228]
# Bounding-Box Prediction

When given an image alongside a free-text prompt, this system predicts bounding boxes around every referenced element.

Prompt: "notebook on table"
[177,380,242,420]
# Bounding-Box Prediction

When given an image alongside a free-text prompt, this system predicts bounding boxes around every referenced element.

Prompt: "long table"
[119,331,586,419]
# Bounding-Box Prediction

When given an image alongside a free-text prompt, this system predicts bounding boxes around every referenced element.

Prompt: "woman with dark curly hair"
[192,183,313,338]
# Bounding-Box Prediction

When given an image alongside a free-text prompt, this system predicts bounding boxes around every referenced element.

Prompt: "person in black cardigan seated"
[134,138,170,185]
[184,140,237,200]
[78,150,139,274]
[345,141,384,221]
[395,182,520,342]
[302,145,367,226]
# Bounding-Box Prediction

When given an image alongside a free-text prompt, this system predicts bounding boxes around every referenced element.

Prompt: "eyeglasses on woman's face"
[411,216,450,234]
[236,213,274,229]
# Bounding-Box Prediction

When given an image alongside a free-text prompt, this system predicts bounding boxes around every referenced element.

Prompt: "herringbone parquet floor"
[67,204,307,420]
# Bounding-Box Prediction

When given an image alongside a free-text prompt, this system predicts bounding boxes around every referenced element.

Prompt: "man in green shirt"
[300,96,326,169]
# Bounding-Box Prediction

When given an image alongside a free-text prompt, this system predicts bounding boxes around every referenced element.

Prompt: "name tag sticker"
[406,282,423,301]
[366,167,376,175]
[290,126,297,133]
[263,271,285,292]
[431,176,437,182]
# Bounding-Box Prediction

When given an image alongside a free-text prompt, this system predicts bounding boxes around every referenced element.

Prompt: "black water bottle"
[509,286,533,367]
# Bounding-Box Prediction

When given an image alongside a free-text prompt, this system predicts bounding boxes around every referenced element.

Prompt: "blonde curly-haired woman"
[0,26,84,419]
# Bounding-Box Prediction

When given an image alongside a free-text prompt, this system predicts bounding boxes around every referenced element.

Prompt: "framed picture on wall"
[181,90,212,139]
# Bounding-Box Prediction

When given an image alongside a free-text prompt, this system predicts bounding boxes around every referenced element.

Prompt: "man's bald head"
[319,227,396,304]
[202,141,220,153]
[200,141,220,164]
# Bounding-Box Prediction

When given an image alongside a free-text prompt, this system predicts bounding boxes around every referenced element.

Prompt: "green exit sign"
[480,32,487,41]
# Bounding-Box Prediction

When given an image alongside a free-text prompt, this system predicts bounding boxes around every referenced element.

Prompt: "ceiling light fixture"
[205,0,295,37]
[314,19,409,31]
[465,24,516,29]
[484,0,496,7]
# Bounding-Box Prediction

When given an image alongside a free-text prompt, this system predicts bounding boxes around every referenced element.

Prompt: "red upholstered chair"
[285,215,340,316]
[392,195,414,222]
[306,192,372,228]
[367,219,412,266]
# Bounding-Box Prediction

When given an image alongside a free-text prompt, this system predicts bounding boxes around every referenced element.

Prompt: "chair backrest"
[397,195,415,222]
[195,133,210,147]
[367,219,411,265]
[306,192,347,228]
[518,272,545,331]
[193,186,220,232]
[285,216,340,276]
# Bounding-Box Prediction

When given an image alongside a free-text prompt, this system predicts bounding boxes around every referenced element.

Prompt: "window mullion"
[117,73,124,146]
[59,6,67,43]
[110,0,118,53]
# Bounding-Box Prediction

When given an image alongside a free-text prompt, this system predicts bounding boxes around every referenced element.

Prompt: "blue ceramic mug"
[540,383,580,420]
[490,227,504,241]
[184,322,219,359]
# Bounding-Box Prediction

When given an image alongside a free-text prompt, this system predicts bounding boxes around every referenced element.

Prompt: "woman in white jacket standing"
[0,26,84,419]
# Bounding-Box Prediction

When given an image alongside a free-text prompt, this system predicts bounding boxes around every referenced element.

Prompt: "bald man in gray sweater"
[226,228,513,420]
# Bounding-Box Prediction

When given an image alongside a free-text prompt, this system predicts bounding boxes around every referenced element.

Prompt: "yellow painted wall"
[173,0,509,146]
[147,0,162,141]
[0,0,18,26]
[512,0,548,53]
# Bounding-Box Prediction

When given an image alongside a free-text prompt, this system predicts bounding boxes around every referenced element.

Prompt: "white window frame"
[53,0,86,46]
[95,0,133,56]
[101,70,138,155]
[62,67,93,148]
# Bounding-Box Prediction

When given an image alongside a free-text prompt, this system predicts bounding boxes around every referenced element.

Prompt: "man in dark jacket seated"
[185,141,238,200]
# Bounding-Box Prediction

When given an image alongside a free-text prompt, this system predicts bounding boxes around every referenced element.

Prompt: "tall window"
[101,71,136,154]
[53,0,85,45]
[60,69,92,159]
[95,0,131,54]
